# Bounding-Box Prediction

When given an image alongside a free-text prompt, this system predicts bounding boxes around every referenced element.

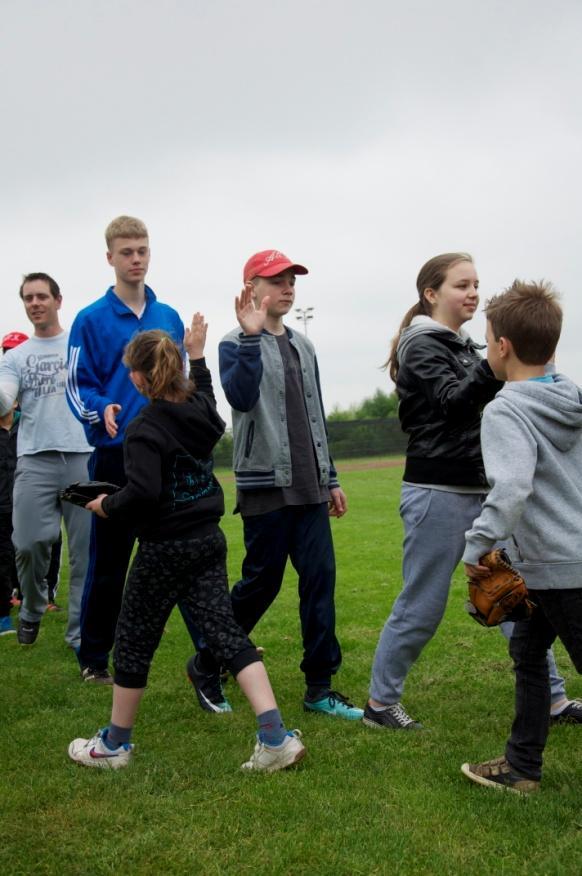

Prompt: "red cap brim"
[254,261,309,279]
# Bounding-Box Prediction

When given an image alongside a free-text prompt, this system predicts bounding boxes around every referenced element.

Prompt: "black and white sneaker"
[80,666,114,685]
[362,701,423,730]
[17,620,40,645]
[551,699,582,724]
[186,654,232,713]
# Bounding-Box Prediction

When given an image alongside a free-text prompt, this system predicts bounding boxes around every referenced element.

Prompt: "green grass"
[2,462,582,875]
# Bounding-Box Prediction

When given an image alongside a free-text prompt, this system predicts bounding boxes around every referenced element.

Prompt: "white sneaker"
[68,729,133,770]
[241,730,306,773]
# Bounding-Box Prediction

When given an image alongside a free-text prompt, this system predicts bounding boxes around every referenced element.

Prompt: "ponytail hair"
[385,252,473,384]
[123,330,194,402]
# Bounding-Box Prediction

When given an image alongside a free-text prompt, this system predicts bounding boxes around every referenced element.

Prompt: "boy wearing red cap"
[188,250,363,719]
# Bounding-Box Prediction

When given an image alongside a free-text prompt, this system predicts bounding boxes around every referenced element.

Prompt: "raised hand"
[235,283,270,336]
[184,312,208,360]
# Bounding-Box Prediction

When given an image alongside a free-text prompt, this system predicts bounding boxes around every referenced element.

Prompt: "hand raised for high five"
[235,283,270,336]
[184,312,208,360]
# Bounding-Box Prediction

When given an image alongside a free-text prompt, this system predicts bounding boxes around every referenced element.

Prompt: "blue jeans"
[506,588,582,780]
[230,503,341,688]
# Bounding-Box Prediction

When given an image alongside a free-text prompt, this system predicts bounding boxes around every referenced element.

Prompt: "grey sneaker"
[461,756,540,795]
[241,730,306,773]
[362,701,423,730]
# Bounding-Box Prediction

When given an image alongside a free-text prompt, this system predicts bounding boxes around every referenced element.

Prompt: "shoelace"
[387,703,414,727]
[327,690,356,708]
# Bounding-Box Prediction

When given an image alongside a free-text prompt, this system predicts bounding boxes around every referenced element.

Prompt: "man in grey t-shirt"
[0,273,92,648]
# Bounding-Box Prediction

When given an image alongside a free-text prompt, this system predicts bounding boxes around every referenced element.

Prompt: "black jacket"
[102,360,226,541]
[396,325,502,487]
[0,417,18,514]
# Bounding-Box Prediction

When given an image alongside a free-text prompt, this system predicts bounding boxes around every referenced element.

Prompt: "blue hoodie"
[66,286,184,447]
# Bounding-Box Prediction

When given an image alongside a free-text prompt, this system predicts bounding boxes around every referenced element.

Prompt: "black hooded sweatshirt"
[102,360,226,541]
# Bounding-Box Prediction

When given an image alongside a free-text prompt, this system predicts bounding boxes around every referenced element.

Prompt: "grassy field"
[2,461,582,875]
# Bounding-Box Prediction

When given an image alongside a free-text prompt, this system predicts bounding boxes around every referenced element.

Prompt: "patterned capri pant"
[114,526,259,688]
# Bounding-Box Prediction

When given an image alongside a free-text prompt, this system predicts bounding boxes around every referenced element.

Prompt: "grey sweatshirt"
[463,374,582,589]
[0,332,91,457]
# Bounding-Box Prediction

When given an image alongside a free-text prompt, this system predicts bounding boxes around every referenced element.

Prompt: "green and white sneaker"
[304,690,364,720]
[68,729,133,770]
[241,730,306,773]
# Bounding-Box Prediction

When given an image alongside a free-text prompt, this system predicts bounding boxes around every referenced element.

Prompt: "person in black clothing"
[0,404,19,635]
[68,317,305,773]
[0,330,28,635]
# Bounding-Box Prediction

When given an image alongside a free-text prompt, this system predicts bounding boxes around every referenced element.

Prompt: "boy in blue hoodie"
[461,280,582,794]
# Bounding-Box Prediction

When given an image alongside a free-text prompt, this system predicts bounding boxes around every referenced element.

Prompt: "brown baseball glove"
[465,548,534,627]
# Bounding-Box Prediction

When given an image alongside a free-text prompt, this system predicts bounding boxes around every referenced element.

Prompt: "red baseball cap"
[2,331,29,350]
[243,250,309,283]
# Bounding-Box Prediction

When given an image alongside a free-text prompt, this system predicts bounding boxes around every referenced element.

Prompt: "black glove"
[59,481,120,508]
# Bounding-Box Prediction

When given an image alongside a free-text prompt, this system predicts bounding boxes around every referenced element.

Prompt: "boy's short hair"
[19,272,61,300]
[105,215,148,250]
[485,280,562,365]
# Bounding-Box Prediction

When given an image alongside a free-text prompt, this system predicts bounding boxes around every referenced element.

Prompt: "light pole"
[295,306,314,336]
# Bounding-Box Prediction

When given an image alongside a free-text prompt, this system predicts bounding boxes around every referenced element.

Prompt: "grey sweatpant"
[12,451,91,647]
[369,485,568,706]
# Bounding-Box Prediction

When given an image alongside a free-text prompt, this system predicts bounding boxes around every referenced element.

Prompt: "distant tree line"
[213,388,404,467]
[328,388,398,421]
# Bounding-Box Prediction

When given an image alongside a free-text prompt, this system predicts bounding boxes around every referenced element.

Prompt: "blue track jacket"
[66,286,184,447]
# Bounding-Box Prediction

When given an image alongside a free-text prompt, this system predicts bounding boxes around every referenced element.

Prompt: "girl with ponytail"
[68,316,305,773]
[363,253,502,730]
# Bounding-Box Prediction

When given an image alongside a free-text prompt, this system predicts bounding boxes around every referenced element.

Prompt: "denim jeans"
[506,588,582,780]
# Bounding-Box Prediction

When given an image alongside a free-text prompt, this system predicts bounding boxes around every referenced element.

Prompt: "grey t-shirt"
[0,332,92,456]
[238,332,329,517]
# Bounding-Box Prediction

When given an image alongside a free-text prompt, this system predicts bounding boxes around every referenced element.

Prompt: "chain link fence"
[213,418,406,467]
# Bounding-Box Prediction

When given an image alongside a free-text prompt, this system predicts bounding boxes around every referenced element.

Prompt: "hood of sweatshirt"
[142,394,226,459]
[499,375,582,453]
[397,315,476,365]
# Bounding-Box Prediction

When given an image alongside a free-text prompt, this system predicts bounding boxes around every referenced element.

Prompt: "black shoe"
[80,666,113,685]
[186,654,232,713]
[362,701,423,730]
[551,700,582,724]
[17,620,40,645]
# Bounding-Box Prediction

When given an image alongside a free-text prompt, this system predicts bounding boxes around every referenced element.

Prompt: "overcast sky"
[2,0,581,421]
